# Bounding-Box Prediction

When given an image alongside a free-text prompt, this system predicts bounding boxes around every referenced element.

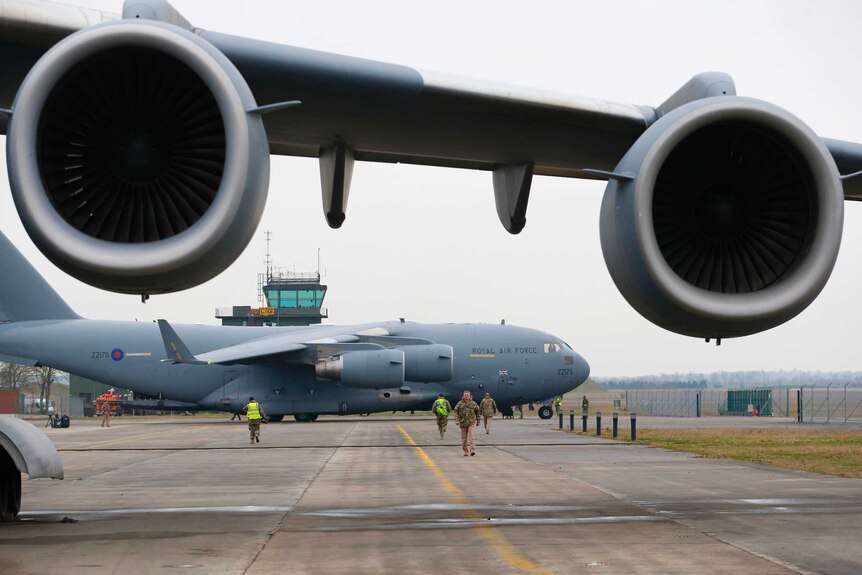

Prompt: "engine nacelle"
[600,97,844,338]
[6,20,269,295]
[399,344,453,382]
[315,349,406,389]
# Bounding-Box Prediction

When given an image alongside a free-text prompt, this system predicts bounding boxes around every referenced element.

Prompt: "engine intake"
[600,97,844,338]
[6,20,269,295]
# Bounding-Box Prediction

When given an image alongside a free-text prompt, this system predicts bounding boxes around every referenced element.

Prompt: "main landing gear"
[293,413,319,422]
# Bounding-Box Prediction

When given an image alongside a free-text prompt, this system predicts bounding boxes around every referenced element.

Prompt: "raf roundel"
[111,348,125,361]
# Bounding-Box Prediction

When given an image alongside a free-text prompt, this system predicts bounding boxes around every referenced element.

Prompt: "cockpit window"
[544,342,561,353]
[562,341,572,350]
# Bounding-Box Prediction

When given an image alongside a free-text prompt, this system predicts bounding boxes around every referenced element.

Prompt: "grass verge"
[572,427,862,479]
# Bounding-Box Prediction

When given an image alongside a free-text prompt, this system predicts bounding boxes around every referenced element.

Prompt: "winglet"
[157,319,207,365]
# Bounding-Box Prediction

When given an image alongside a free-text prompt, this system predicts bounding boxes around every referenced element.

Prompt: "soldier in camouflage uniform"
[453,390,480,456]
[479,392,497,435]
[432,394,452,439]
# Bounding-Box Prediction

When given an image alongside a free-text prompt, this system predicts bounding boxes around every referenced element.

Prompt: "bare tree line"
[0,362,63,413]
[596,369,862,390]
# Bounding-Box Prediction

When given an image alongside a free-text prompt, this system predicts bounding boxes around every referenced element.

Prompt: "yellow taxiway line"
[397,425,552,574]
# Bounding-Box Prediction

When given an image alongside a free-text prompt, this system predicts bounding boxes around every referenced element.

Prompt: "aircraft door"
[498,374,513,403]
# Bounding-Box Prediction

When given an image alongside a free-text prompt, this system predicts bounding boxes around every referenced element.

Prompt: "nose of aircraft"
[548,346,591,397]
[574,351,591,384]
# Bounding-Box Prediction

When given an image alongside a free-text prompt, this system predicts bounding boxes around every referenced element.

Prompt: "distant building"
[216,232,329,327]
[215,270,328,327]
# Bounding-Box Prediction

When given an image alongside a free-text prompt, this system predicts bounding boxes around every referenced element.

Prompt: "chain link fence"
[798,385,862,424]
[621,388,797,418]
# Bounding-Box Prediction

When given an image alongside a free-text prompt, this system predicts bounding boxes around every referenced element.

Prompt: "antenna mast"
[264,230,273,282]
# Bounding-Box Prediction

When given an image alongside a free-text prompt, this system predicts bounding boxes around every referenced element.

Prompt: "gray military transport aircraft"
[0,229,589,520]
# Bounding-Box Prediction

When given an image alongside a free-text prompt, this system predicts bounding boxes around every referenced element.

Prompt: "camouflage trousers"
[436,415,448,437]
[460,425,476,455]
[483,415,493,434]
[248,420,261,443]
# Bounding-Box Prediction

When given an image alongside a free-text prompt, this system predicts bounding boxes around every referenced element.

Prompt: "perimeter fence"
[798,385,862,424]
[620,388,797,417]
[613,386,861,423]
[622,389,732,417]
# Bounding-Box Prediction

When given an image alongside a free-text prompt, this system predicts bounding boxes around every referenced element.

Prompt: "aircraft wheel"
[309,414,319,422]
[537,405,553,420]
[267,414,284,423]
[0,449,22,523]
[293,413,317,423]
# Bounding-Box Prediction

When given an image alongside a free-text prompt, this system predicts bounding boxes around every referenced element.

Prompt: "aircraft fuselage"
[0,319,589,416]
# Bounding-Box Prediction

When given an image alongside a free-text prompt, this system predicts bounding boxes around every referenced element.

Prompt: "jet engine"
[6,20,269,295]
[315,349,406,389]
[600,97,844,339]
[398,344,454,382]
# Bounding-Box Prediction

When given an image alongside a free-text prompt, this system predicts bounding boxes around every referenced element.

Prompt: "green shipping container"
[726,389,772,416]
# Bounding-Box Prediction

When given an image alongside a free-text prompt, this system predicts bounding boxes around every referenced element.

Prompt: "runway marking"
[397,425,552,575]
[55,442,625,452]
[82,427,192,449]
[19,506,294,519]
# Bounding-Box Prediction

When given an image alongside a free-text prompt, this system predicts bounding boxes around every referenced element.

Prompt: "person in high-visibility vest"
[244,396,266,444]
[432,394,452,439]
[554,396,563,415]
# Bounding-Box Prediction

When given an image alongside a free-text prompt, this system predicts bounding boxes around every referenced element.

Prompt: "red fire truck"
[95,392,124,417]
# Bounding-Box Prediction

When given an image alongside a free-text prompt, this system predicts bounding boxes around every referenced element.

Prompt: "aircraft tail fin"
[157,319,206,365]
[0,232,79,322]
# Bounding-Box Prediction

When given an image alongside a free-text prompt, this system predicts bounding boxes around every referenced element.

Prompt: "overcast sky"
[2,0,862,377]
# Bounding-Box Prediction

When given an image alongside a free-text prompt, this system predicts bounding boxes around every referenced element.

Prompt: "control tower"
[215,233,328,327]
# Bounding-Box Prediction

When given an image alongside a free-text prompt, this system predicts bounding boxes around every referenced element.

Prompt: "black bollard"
[596,412,602,436]
[559,410,563,429]
[631,412,637,442]
[612,412,618,438]
[569,409,575,431]
[581,411,587,432]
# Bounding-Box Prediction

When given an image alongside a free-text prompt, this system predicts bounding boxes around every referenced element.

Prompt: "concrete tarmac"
[2,415,860,574]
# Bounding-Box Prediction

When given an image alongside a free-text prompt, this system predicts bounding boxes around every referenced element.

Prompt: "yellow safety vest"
[433,398,449,416]
[246,402,262,420]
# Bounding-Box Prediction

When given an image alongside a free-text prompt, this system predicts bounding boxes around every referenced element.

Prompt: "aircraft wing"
[157,320,446,366]
[194,337,309,365]
[158,320,310,365]
[0,1,648,180]
[4,0,862,341]
[157,320,397,365]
